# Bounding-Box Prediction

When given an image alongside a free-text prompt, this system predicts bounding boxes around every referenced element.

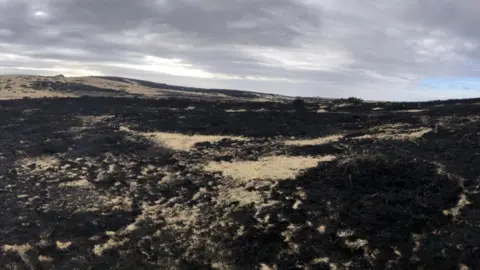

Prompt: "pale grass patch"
[253,108,270,112]
[345,239,368,249]
[250,97,272,102]
[17,156,60,171]
[145,132,245,151]
[372,107,383,111]
[216,187,265,207]
[56,241,72,250]
[0,75,74,99]
[372,123,411,131]
[58,179,91,188]
[2,243,33,253]
[161,204,202,229]
[211,262,231,270]
[355,128,432,140]
[333,103,351,108]
[117,201,201,237]
[72,76,229,98]
[317,108,328,113]
[120,125,245,151]
[312,257,330,264]
[284,134,343,146]
[38,255,54,263]
[225,109,247,113]
[337,229,355,238]
[395,109,426,113]
[79,115,114,126]
[259,264,277,270]
[204,155,336,182]
[0,91,73,100]
[93,238,129,256]
[443,193,471,219]
[99,196,133,212]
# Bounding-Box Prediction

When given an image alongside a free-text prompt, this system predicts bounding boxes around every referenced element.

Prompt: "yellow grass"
[145,132,243,151]
[38,255,54,263]
[120,125,245,151]
[17,156,60,171]
[93,238,129,256]
[204,155,336,182]
[225,109,248,113]
[395,109,426,113]
[284,134,343,146]
[56,241,72,250]
[355,128,432,140]
[0,75,74,99]
[216,187,266,207]
[443,193,471,219]
[2,243,33,253]
[0,75,229,100]
[79,115,114,125]
[58,179,91,188]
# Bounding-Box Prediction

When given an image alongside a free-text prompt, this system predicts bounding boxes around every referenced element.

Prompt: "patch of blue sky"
[414,77,480,100]
[418,77,480,90]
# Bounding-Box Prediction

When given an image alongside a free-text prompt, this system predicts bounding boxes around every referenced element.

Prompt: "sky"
[1,0,480,101]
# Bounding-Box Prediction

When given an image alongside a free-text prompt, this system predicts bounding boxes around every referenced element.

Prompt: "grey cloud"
[1,0,480,100]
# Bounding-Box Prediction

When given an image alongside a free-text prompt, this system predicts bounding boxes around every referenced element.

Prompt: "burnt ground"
[0,96,479,269]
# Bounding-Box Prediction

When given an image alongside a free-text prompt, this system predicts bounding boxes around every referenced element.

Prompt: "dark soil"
[0,95,479,269]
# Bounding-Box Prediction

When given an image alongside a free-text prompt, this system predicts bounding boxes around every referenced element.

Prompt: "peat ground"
[0,95,479,269]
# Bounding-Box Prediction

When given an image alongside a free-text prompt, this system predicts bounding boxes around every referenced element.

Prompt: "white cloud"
[1,0,480,100]
[4,66,104,77]
[242,45,353,72]
[34,10,48,18]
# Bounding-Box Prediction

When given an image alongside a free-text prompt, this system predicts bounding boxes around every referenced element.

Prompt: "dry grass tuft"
[38,255,54,263]
[395,109,426,113]
[101,196,133,212]
[79,115,114,126]
[355,128,432,140]
[443,193,471,219]
[93,238,129,256]
[58,179,91,188]
[216,187,266,207]
[284,134,343,146]
[2,243,33,253]
[204,155,336,182]
[145,132,243,151]
[17,156,60,171]
[56,240,72,251]
[225,109,248,113]
[120,125,245,151]
[260,263,277,270]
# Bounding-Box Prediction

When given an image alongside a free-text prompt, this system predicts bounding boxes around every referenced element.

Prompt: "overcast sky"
[1,0,480,101]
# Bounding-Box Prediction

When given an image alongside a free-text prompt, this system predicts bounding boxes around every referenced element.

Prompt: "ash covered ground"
[0,79,479,269]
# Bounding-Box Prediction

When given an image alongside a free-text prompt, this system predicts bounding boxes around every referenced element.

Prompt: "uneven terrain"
[0,75,479,269]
